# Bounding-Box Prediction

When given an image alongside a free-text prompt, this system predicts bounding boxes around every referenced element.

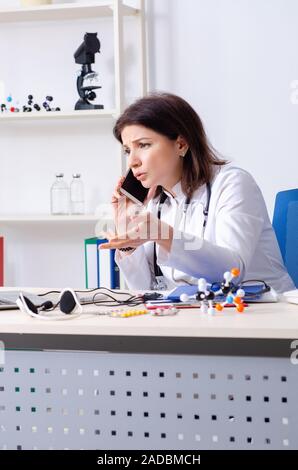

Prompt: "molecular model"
[180,268,246,315]
[0,94,61,114]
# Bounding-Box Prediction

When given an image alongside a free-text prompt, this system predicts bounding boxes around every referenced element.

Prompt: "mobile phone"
[119,168,149,205]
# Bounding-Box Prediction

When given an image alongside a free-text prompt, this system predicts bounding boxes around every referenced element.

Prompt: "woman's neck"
[162,165,183,196]
[163,179,180,197]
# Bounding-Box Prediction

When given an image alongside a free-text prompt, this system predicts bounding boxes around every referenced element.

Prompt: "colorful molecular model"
[0,94,61,114]
[213,268,245,313]
[180,268,246,315]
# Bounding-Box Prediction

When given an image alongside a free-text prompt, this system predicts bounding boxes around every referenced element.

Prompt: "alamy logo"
[0,341,5,366]
[290,339,298,364]
[290,80,298,104]
[93,202,203,250]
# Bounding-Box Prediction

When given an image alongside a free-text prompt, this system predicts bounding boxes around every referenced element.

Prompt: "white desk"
[0,287,298,450]
[1,287,298,338]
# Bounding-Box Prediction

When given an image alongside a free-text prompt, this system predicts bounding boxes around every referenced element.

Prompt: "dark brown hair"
[113,92,228,199]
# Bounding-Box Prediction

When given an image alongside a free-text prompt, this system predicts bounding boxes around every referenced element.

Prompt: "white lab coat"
[115,165,295,293]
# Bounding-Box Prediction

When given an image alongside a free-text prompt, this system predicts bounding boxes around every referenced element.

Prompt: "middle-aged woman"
[100,92,295,294]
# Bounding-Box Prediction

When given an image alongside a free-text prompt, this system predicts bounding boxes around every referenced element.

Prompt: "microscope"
[74,32,104,110]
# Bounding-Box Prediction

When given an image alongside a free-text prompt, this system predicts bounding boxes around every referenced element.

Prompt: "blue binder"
[84,237,120,289]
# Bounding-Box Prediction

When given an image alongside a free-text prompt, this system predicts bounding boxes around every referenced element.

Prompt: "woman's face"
[121,125,188,192]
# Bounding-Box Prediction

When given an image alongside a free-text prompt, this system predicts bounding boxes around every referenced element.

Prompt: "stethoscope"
[153,182,212,288]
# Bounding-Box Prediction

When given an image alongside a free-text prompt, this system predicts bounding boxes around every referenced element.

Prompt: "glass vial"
[70,173,85,215]
[50,173,70,215]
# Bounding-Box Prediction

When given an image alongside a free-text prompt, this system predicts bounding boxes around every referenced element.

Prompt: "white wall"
[146,0,298,215]
[1,0,297,287]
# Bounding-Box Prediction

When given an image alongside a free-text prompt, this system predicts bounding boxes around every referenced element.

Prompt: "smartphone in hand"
[119,169,149,205]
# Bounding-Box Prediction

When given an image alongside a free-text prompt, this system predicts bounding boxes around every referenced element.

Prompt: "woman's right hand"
[111,176,157,237]
[111,176,135,236]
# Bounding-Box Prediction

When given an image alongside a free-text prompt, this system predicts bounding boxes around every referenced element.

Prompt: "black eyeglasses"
[230,280,271,299]
[210,279,271,300]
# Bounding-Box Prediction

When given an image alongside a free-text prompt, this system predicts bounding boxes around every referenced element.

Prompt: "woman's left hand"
[99,211,173,253]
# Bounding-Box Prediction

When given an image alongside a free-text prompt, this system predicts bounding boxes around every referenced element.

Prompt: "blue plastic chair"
[272,189,298,287]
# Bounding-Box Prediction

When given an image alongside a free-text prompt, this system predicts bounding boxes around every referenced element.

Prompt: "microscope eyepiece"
[74,32,101,65]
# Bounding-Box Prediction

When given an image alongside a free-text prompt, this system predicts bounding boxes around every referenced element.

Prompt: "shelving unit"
[0,109,118,121]
[0,214,107,224]
[0,1,147,287]
[0,0,147,124]
[0,1,139,22]
[0,0,147,222]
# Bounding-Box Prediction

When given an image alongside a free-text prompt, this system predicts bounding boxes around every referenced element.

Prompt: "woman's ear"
[175,135,189,157]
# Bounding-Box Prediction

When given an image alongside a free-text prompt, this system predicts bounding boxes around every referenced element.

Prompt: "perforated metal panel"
[0,350,297,450]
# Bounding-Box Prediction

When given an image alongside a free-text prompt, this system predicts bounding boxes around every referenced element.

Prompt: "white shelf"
[0,109,119,122]
[0,214,105,224]
[0,2,139,23]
